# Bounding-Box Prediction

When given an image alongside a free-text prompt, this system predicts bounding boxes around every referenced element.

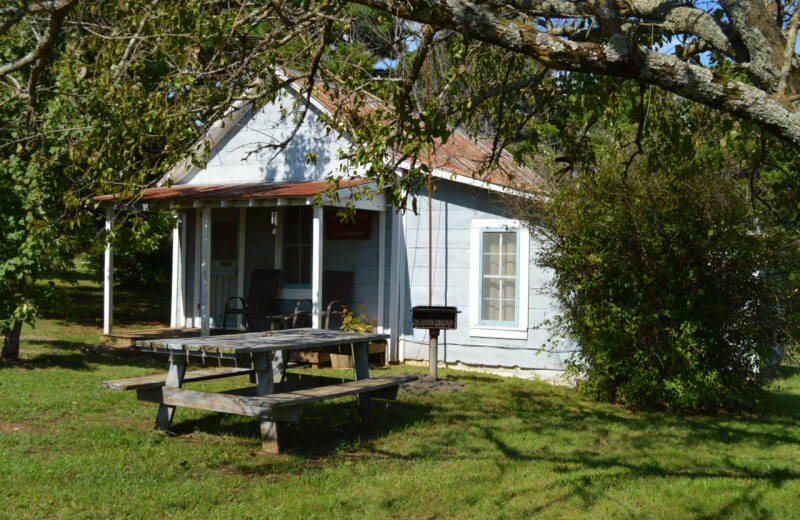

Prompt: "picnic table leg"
[352,341,373,430]
[155,354,187,430]
[271,349,288,383]
[253,351,280,454]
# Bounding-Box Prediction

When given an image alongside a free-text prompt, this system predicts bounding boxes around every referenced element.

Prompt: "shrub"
[535,167,797,412]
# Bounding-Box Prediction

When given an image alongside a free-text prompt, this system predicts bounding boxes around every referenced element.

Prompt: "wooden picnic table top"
[135,328,389,356]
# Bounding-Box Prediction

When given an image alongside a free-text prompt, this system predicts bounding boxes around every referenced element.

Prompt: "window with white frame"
[469,219,529,339]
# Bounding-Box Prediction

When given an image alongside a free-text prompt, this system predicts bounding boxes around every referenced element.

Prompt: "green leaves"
[532,91,800,412]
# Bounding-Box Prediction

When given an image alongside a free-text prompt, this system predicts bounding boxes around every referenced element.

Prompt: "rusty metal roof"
[95,180,368,203]
[306,82,543,190]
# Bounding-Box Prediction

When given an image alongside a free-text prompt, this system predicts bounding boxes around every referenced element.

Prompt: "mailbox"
[411,306,458,330]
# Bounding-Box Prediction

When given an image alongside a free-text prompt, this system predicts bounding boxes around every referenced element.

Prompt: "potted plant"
[332,305,386,368]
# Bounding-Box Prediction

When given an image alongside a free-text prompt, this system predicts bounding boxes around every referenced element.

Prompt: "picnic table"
[102,328,417,453]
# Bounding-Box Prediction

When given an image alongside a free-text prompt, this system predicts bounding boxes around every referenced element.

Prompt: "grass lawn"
[2,277,800,519]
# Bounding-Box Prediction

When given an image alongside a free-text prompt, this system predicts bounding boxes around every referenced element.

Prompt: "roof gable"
[162,88,362,187]
[161,80,542,194]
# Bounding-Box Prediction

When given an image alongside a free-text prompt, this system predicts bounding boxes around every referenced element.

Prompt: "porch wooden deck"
[101,328,203,348]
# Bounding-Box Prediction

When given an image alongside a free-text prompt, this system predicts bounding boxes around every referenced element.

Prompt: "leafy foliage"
[86,213,174,289]
[529,89,800,412]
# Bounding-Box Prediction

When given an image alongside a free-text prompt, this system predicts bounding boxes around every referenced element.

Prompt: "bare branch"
[0,0,79,83]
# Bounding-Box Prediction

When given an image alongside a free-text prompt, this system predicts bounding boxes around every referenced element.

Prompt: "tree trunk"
[2,320,23,360]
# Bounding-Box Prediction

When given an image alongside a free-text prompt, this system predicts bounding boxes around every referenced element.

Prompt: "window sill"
[279,288,311,300]
[469,326,528,340]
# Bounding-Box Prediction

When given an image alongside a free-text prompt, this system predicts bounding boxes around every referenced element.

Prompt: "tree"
[0,1,423,358]
[358,0,800,146]
[0,2,261,358]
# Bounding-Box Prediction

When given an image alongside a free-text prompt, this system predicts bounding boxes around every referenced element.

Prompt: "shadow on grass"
[2,339,166,372]
[477,423,797,519]
[471,431,785,519]
[359,377,800,518]
[168,399,435,459]
[38,282,170,328]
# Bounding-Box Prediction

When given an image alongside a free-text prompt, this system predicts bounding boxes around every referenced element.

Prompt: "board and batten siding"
[179,90,362,186]
[399,180,576,379]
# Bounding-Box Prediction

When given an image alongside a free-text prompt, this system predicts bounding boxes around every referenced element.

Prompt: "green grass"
[2,278,800,519]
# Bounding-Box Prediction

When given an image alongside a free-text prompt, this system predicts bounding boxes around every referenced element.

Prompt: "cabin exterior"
[98,84,576,381]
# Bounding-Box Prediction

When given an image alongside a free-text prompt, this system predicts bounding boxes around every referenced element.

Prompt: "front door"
[211,219,238,328]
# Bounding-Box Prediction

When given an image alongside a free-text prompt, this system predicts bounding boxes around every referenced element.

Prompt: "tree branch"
[353,0,800,147]
[25,0,80,113]
[0,0,79,108]
[0,0,77,18]
[113,1,160,85]
[777,0,800,96]
[718,0,790,91]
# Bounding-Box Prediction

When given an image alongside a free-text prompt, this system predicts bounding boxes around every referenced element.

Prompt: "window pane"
[501,283,516,321]
[284,207,312,285]
[481,278,499,321]
[484,233,500,253]
[298,245,311,285]
[501,233,516,254]
[483,252,499,276]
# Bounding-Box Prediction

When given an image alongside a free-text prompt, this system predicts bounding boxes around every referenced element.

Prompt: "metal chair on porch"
[222,269,281,332]
[292,270,354,329]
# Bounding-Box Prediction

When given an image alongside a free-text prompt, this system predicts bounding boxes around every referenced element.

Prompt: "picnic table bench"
[102,329,417,453]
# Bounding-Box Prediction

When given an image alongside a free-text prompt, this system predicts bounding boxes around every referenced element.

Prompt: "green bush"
[536,167,797,412]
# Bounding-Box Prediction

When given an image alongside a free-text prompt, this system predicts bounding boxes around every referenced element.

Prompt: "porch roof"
[95,179,383,210]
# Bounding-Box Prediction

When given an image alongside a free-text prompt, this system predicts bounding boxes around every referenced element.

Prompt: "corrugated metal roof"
[306,82,543,190]
[95,180,367,203]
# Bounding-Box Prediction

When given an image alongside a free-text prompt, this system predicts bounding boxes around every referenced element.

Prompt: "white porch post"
[377,211,386,334]
[311,205,324,328]
[103,208,114,335]
[236,208,247,330]
[388,209,407,362]
[170,213,186,328]
[200,206,212,336]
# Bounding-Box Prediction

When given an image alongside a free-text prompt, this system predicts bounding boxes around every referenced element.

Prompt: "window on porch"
[283,206,312,287]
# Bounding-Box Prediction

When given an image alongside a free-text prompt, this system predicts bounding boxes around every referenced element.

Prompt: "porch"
[97,180,400,363]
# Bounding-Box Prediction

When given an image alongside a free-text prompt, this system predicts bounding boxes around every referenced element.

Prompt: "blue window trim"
[478,227,520,327]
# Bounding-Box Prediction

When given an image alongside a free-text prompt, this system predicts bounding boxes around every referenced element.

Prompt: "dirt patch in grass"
[0,419,43,434]
[401,375,466,395]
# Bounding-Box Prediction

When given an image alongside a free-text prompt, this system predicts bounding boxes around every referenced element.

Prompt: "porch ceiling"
[95,179,386,211]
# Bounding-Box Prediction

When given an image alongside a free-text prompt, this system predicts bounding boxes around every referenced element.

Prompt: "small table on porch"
[102,329,416,453]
